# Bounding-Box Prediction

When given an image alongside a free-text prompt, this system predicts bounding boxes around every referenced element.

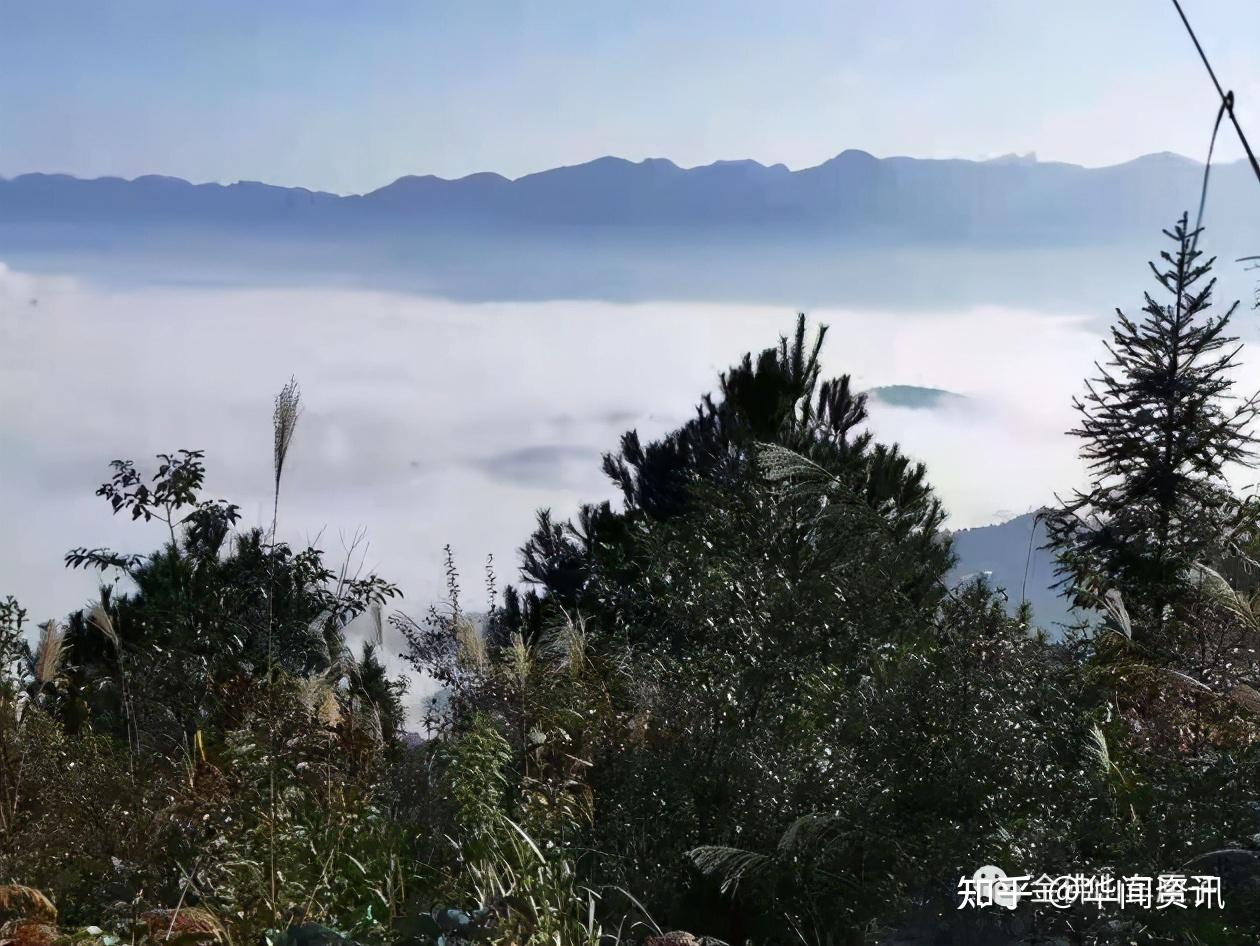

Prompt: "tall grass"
[268,377,303,922]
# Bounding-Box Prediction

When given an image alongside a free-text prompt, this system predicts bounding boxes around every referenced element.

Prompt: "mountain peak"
[985,151,1038,165]
[1116,151,1199,168]
[827,148,878,163]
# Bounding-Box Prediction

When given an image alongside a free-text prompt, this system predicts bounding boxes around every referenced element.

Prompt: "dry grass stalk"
[32,623,66,686]
[272,377,302,500]
[88,604,119,649]
[456,617,488,672]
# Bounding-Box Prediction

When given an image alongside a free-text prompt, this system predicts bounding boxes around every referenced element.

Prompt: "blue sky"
[3,0,1259,193]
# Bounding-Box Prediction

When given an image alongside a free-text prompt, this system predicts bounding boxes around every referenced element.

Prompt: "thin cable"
[1171,0,1260,188]
[1191,97,1228,254]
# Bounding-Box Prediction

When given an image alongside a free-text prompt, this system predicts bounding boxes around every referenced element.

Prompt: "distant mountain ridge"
[4,149,1256,307]
[3,150,1255,244]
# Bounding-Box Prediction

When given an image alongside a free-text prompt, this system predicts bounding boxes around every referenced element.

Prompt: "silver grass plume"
[690,813,839,896]
[1086,723,1111,774]
[298,675,342,728]
[541,608,588,677]
[1192,562,1260,632]
[34,620,68,685]
[456,617,489,673]
[687,845,771,895]
[273,377,303,504]
[507,630,532,688]
[1087,724,1127,785]
[88,604,119,650]
[1101,589,1133,639]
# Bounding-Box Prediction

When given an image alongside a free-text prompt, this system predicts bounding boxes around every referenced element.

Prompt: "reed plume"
[272,377,302,533]
[88,603,119,649]
[33,620,67,686]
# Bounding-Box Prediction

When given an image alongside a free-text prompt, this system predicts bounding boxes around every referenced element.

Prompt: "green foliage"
[1,401,413,945]
[1030,219,1260,942]
[1048,215,1260,644]
[448,714,511,849]
[197,675,418,943]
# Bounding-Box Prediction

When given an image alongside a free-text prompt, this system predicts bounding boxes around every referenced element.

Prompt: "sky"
[3,0,1260,194]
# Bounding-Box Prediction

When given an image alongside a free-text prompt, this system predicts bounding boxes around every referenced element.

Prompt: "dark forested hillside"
[949,512,1072,630]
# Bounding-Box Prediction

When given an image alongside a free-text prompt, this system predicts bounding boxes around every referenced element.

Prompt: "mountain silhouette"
[3,150,1254,241]
[949,512,1077,632]
[2,150,1256,307]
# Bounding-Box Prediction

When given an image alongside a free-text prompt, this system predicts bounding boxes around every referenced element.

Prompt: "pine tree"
[507,314,951,628]
[1048,215,1259,645]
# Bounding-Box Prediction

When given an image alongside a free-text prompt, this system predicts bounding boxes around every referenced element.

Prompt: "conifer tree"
[1048,215,1259,645]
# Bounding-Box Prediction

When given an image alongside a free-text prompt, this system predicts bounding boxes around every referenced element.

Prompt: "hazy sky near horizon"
[3,0,1259,193]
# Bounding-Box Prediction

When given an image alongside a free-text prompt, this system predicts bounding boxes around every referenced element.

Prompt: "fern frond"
[687,845,771,895]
